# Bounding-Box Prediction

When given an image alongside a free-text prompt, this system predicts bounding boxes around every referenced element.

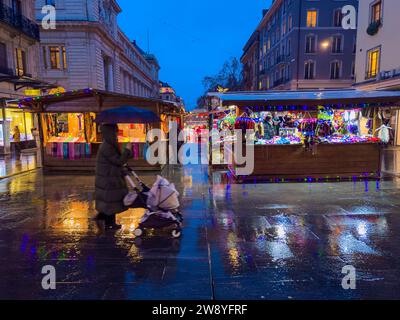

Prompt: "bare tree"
[196,57,243,109]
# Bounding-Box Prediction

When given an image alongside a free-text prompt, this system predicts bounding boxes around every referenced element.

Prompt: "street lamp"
[321,41,330,50]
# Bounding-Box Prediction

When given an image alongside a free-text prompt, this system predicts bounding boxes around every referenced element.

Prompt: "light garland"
[15,88,94,106]
[247,102,396,112]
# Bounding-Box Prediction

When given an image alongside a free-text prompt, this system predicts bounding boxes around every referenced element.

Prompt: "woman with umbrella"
[95,124,132,230]
[94,106,160,230]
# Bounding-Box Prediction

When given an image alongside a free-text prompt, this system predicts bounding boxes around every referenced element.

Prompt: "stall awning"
[208,89,400,109]
[10,88,181,113]
[0,74,57,91]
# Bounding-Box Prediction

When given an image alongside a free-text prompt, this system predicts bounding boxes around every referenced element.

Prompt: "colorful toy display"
[236,108,381,146]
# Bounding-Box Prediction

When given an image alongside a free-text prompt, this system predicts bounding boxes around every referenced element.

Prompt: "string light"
[241,102,396,111]
[15,88,95,106]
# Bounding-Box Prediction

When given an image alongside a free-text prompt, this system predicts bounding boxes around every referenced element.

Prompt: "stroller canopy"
[147,176,180,211]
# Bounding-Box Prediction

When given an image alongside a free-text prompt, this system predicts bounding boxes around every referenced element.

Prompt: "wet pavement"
[0,154,38,179]
[1,160,400,300]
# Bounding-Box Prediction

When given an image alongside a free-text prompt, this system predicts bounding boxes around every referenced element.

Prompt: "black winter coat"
[95,124,132,215]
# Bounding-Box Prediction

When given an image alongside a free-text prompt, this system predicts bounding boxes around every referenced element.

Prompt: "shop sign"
[24,89,41,96]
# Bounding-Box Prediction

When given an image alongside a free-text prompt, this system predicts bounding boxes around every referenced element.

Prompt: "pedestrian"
[263,114,275,140]
[95,124,133,230]
[376,119,393,147]
[13,126,21,158]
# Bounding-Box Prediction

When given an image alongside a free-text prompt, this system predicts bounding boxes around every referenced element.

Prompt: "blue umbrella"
[95,106,160,124]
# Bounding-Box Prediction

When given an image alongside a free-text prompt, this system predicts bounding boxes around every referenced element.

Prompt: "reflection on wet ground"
[0,154,38,178]
[382,147,400,177]
[1,163,400,300]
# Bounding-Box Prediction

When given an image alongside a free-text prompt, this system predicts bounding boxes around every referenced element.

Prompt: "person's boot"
[105,214,122,230]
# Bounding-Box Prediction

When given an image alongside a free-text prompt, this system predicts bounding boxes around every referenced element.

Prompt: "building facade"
[1,0,41,154]
[35,0,160,98]
[355,0,400,145]
[241,31,259,91]
[242,0,358,91]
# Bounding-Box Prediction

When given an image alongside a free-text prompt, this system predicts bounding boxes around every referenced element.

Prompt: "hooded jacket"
[95,124,132,215]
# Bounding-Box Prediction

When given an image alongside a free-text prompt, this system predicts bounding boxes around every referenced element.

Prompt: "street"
[1,153,400,300]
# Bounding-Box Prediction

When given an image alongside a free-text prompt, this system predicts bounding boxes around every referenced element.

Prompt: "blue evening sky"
[117,0,271,110]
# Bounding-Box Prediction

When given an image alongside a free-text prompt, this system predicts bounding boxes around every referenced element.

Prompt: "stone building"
[35,0,160,97]
[354,0,400,145]
[242,0,358,91]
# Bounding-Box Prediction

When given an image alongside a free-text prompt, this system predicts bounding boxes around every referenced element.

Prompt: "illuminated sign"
[24,89,41,96]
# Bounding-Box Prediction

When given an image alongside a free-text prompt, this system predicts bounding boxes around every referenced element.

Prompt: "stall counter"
[230,143,382,181]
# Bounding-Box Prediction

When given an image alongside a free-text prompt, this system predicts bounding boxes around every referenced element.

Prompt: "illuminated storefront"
[0,105,36,154]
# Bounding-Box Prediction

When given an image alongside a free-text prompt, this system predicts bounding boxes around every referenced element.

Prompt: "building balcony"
[0,3,40,41]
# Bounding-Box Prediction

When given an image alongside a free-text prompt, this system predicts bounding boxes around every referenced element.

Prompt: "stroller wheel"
[171,229,182,238]
[134,228,144,237]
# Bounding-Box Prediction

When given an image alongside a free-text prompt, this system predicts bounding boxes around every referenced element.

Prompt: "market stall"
[207,90,400,181]
[16,88,182,173]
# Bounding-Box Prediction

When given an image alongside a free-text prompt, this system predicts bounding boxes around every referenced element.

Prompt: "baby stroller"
[123,166,183,239]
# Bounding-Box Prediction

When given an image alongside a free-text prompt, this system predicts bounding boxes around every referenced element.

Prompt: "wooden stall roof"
[208,89,400,109]
[11,88,181,114]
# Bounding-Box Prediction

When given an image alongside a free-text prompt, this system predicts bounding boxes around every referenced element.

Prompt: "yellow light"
[321,41,330,49]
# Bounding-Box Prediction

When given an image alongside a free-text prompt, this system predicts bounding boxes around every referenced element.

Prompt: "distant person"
[376,119,393,147]
[13,126,21,158]
[263,114,275,140]
[95,124,133,230]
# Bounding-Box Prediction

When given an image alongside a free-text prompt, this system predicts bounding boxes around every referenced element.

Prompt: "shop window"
[330,61,341,79]
[307,10,317,28]
[24,113,34,141]
[366,47,380,79]
[305,34,316,54]
[5,109,31,142]
[304,60,315,79]
[331,35,343,54]
[370,0,382,24]
[15,48,26,76]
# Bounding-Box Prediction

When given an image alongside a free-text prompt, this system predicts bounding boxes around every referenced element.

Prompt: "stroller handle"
[123,164,151,192]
